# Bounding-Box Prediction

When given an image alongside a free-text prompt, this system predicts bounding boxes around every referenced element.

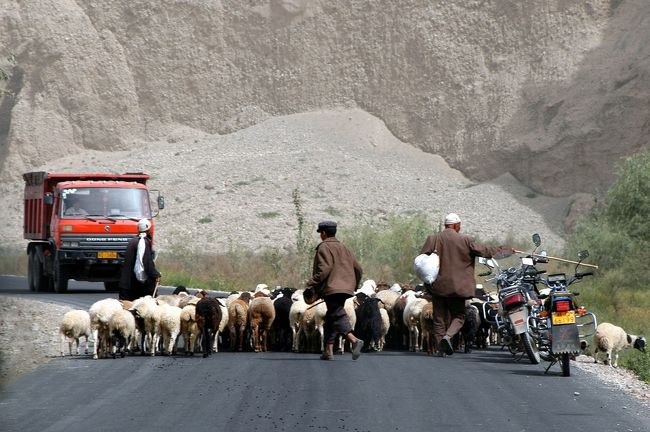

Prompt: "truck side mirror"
[157,196,165,210]
[44,193,54,205]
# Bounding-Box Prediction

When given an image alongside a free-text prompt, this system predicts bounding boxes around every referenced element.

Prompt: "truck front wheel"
[53,264,69,293]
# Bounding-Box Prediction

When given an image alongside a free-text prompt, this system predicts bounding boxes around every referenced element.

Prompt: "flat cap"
[317,220,337,232]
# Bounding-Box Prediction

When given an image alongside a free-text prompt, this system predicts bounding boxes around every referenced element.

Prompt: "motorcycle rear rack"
[576,311,598,339]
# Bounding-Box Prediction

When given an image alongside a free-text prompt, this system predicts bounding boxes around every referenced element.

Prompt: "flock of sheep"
[59,280,646,366]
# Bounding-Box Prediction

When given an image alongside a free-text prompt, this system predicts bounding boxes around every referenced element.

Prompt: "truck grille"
[61,234,136,250]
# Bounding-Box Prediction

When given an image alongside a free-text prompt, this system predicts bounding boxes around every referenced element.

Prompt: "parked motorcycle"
[478,238,546,364]
[536,250,598,376]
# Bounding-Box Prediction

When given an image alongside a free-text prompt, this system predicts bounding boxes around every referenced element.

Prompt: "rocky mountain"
[1,0,648,197]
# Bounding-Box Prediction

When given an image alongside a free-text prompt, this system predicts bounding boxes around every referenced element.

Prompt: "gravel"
[0,109,568,255]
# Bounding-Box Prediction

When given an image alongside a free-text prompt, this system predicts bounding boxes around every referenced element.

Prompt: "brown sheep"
[248,295,276,352]
[228,292,253,351]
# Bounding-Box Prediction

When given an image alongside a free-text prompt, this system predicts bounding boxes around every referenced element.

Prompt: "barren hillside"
[1,0,648,199]
[0,109,567,254]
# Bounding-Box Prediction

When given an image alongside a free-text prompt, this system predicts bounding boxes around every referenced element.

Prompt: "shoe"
[436,351,447,358]
[352,339,364,360]
[440,336,454,356]
[320,353,331,360]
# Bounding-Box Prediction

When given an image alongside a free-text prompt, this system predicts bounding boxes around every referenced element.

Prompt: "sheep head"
[633,336,646,353]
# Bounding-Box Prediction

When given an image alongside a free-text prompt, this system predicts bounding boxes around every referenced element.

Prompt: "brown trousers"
[432,294,466,345]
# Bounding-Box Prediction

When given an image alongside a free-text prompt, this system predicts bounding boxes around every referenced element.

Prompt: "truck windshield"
[61,187,152,219]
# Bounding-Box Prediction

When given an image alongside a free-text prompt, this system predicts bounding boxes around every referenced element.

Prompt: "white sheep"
[157,303,183,355]
[592,322,647,368]
[300,300,327,354]
[377,307,390,352]
[289,290,308,352]
[402,290,429,352]
[89,298,123,359]
[214,301,228,352]
[130,296,162,356]
[108,309,136,358]
[180,303,200,355]
[59,310,92,357]
[356,279,377,297]
[376,289,400,313]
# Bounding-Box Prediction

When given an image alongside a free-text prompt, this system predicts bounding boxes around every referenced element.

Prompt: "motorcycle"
[478,238,546,364]
[536,249,598,376]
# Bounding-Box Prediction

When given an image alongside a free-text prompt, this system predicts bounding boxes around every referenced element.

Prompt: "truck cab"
[24,172,164,293]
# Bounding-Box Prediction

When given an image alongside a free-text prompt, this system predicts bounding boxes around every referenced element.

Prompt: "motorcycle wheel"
[522,332,541,365]
[560,353,571,377]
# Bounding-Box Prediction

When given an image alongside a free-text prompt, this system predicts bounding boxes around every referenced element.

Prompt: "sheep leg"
[60,335,66,357]
[92,328,99,359]
[202,325,211,357]
[237,326,245,351]
[213,330,219,353]
[613,352,619,368]
[292,327,298,352]
[84,336,90,354]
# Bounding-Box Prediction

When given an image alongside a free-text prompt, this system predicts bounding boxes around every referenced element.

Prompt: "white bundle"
[413,253,440,284]
[134,233,147,282]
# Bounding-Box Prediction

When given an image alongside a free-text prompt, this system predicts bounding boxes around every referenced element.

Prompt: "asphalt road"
[1,275,649,432]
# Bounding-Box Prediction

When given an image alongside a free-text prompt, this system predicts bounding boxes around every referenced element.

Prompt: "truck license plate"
[552,311,576,325]
[97,251,118,259]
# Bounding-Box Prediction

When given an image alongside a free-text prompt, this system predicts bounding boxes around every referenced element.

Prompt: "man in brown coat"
[420,213,513,356]
[306,220,365,360]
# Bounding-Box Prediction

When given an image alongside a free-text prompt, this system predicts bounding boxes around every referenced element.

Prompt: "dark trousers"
[432,294,466,345]
[119,278,155,301]
[324,293,353,344]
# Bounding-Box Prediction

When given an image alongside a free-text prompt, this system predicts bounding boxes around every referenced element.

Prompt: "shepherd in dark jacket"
[119,218,161,301]
[420,213,513,356]
[306,220,365,361]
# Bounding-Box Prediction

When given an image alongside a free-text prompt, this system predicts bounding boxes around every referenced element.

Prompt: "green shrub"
[565,150,650,383]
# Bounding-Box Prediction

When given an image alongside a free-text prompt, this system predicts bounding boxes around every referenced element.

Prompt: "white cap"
[137,219,152,232]
[444,213,461,225]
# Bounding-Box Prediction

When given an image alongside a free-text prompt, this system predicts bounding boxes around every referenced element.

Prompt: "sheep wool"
[593,322,646,368]
[59,310,92,357]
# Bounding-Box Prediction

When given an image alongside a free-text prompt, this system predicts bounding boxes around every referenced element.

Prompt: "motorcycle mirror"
[578,250,589,260]
[540,250,548,256]
[532,233,541,247]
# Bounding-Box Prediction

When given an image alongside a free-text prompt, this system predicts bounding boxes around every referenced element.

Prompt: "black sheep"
[354,295,383,352]
[195,297,223,358]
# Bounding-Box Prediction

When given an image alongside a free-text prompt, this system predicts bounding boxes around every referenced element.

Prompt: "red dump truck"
[23,172,164,293]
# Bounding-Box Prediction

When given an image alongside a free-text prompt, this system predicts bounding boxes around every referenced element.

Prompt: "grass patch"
[322,205,342,217]
[258,211,280,219]
[198,217,212,224]
[0,246,27,276]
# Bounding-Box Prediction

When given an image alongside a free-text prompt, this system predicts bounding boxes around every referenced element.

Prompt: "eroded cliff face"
[0,0,647,196]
